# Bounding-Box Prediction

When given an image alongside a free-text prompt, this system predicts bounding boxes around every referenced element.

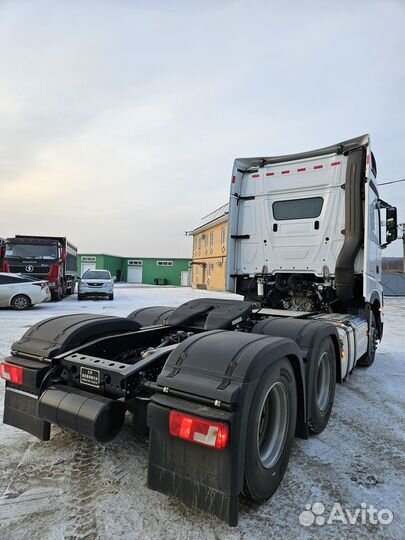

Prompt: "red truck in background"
[1,235,78,300]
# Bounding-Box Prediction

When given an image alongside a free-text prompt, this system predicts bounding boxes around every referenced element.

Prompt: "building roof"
[78,253,191,261]
[191,203,229,234]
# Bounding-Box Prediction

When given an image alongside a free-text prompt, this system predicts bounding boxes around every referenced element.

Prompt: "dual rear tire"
[243,357,297,501]
[308,337,336,434]
[244,338,337,502]
[357,313,378,367]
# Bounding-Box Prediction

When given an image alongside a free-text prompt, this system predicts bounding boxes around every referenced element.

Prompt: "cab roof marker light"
[252,174,260,179]
[281,170,290,175]
[331,161,341,166]
[314,165,323,170]
[232,175,236,184]
[266,172,274,176]
[297,168,306,172]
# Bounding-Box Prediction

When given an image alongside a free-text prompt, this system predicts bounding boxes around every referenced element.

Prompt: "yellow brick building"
[190,203,229,291]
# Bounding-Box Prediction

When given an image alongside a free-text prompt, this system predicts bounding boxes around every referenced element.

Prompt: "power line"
[378,178,405,186]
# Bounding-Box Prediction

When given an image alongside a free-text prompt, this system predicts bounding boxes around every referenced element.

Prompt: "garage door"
[180,271,191,286]
[81,263,96,276]
[127,267,143,283]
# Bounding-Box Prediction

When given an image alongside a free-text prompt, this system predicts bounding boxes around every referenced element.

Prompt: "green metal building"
[78,254,192,286]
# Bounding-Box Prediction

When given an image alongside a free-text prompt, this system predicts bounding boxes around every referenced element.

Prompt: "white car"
[78,269,114,300]
[0,272,51,310]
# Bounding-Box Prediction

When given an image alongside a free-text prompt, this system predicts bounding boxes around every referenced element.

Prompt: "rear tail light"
[33,282,48,289]
[169,410,229,449]
[0,362,24,385]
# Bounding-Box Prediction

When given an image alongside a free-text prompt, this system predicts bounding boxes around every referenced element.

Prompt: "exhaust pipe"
[38,385,125,443]
[335,147,366,303]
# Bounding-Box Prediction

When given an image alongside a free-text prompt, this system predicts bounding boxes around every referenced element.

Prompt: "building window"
[210,231,215,246]
[128,260,143,266]
[157,260,173,267]
[207,263,214,278]
[198,236,202,250]
[221,227,227,245]
[82,256,96,262]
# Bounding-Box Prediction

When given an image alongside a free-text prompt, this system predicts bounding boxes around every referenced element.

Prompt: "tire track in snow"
[64,438,105,540]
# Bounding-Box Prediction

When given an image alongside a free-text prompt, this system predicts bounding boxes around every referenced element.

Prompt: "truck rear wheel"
[243,357,297,502]
[52,286,63,301]
[308,337,336,434]
[357,313,378,368]
[66,280,75,295]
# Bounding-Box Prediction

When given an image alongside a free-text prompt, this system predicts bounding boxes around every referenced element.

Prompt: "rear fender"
[127,306,174,326]
[147,329,304,526]
[252,317,341,400]
[11,313,142,359]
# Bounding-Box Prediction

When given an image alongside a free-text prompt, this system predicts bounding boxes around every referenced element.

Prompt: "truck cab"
[227,135,397,331]
[2,235,78,300]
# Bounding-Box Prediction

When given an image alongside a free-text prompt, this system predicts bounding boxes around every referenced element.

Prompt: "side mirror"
[385,206,398,244]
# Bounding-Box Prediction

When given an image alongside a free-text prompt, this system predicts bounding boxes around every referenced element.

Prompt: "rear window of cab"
[273,197,323,220]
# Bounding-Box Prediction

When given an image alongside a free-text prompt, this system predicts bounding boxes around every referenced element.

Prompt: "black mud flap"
[148,396,239,525]
[146,330,305,526]
[4,387,50,441]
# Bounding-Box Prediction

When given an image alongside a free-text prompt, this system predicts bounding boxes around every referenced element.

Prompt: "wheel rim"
[316,351,332,412]
[257,382,289,469]
[14,296,28,309]
[370,323,378,355]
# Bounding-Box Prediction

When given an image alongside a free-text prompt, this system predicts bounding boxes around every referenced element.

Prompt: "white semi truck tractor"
[0,135,398,525]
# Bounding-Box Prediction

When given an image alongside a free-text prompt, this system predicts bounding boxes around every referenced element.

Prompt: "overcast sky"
[0,0,404,257]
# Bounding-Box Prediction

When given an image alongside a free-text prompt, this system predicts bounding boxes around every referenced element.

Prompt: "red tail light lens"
[0,362,24,385]
[169,410,229,449]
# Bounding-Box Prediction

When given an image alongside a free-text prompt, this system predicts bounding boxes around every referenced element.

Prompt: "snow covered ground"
[0,285,404,540]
